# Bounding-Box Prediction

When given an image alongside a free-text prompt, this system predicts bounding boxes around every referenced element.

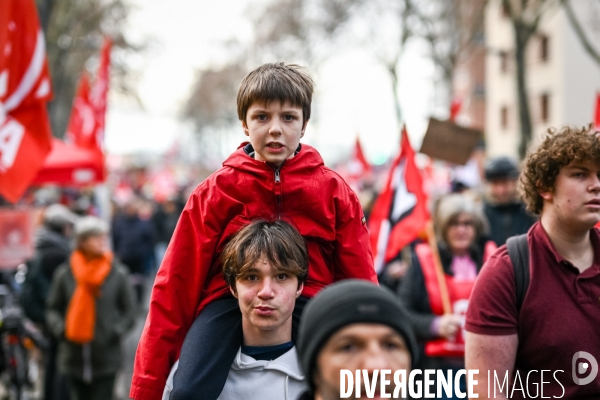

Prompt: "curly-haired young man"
[465,126,600,399]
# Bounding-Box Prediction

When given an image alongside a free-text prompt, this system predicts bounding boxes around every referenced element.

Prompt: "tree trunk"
[36,0,55,33]
[389,66,403,127]
[514,22,533,159]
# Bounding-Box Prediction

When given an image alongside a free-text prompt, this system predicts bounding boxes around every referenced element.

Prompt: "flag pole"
[425,220,452,315]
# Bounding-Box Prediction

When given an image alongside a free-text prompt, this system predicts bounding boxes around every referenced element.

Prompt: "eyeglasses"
[449,219,475,228]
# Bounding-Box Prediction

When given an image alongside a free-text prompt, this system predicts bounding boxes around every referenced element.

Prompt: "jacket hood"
[232,346,305,381]
[34,226,71,253]
[222,142,325,173]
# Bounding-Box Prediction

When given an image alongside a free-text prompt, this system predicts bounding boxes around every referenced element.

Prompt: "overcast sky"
[104,0,440,166]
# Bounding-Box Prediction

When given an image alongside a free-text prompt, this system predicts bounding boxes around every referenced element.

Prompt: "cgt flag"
[0,0,53,203]
[369,126,430,274]
[65,36,111,153]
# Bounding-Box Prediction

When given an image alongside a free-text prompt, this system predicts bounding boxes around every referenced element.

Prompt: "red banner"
[0,0,53,203]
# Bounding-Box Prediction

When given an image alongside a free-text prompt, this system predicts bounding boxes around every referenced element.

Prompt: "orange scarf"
[65,250,113,344]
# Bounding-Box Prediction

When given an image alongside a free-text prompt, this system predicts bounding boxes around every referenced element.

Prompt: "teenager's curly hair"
[520,125,600,215]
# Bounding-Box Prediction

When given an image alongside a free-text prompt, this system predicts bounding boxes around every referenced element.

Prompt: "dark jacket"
[21,226,72,324]
[111,214,155,273]
[483,201,536,246]
[46,260,136,381]
[398,243,485,340]
[151,206,181,244]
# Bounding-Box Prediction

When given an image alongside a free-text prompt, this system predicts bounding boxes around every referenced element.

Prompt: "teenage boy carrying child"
[163,219,309,400]
[130,62,377,400]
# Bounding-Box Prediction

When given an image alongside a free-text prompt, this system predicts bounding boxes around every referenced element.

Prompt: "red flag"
[0,0,53,203]
[449,97,462,122]
[347,137,372,184]
[594,93,600,130]
[66,37,111,152]
[65,73,95,147]
[369,127,430,274]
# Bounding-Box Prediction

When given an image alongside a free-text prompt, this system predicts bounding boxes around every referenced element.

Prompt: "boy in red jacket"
[130,62,377,400]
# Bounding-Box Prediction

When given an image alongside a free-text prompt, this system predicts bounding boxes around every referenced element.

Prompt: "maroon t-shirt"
[466,222,600,399]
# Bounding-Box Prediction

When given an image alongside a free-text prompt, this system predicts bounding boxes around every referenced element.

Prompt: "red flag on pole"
[369,126,430,274]
[65,73,95,148]
[347,137,372,184]
[0,0,53,203]
[66,37,111,153]
[594,93,600,130]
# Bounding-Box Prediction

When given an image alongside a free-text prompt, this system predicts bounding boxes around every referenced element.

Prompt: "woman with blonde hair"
[398,193,495,399]
[46,216,135,400]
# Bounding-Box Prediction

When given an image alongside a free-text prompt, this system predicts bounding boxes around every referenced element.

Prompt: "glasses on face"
[449,219,475,228]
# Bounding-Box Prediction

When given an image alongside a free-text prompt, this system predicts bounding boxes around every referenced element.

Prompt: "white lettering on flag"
[0,118,25,172]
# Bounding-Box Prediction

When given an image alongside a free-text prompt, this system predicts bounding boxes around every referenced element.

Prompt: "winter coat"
[398,243,486,340]
[483,200,536,246]
[131,143,376,400]
[111,214,155,273]
[163,347,307,400]
[21,226,72,324]
[46,260,136,381]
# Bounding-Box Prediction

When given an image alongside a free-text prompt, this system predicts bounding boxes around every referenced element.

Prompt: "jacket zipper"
[273,167,282,219]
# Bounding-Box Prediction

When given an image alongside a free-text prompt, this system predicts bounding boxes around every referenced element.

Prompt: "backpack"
[506,234,530,311]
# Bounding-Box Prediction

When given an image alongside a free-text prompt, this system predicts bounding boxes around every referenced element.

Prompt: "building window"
[540,93,550,123]
[473,83,485,99]
[540,35,549,62]
[500,51,509,73]
[500,106,508,130]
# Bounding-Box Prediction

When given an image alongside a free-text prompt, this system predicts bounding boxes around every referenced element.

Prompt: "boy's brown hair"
[520,125,600,215]
[222,219,308,291]
[237,62,314,125]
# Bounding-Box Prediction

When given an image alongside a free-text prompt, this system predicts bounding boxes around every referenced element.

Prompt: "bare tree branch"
[562,0,600,66]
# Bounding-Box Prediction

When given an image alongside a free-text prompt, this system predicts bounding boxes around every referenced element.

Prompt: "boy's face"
[540,160,600,230]
[314,324,411,400]
[242,100,307,168]
[232,255,303,345]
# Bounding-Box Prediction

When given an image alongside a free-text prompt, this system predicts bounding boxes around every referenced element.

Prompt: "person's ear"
[242,120,249,136]
[300,121,308,138]
[538,187,553,201]
[296,282,304,298]
[230,285,238,298]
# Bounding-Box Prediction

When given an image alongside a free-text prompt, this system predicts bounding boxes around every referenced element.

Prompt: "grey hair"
[435,193,487,247]
[74,216,109,243]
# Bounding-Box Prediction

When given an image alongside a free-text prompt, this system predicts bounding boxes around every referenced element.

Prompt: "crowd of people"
[17,62,600,400]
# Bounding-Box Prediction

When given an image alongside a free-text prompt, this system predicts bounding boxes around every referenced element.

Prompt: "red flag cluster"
[368,127,430,274]
[0,0,53,202]
[33,37,112,187]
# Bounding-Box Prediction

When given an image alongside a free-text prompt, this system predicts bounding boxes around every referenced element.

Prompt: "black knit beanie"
[297,280,417,392]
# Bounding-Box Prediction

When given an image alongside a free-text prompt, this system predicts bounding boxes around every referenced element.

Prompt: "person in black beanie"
[297,280,416,400]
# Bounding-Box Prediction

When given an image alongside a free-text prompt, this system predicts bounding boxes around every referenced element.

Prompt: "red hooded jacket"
[130,143,376,400]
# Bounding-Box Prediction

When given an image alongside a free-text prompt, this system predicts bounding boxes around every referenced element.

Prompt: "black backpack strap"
[506,234,530,312]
